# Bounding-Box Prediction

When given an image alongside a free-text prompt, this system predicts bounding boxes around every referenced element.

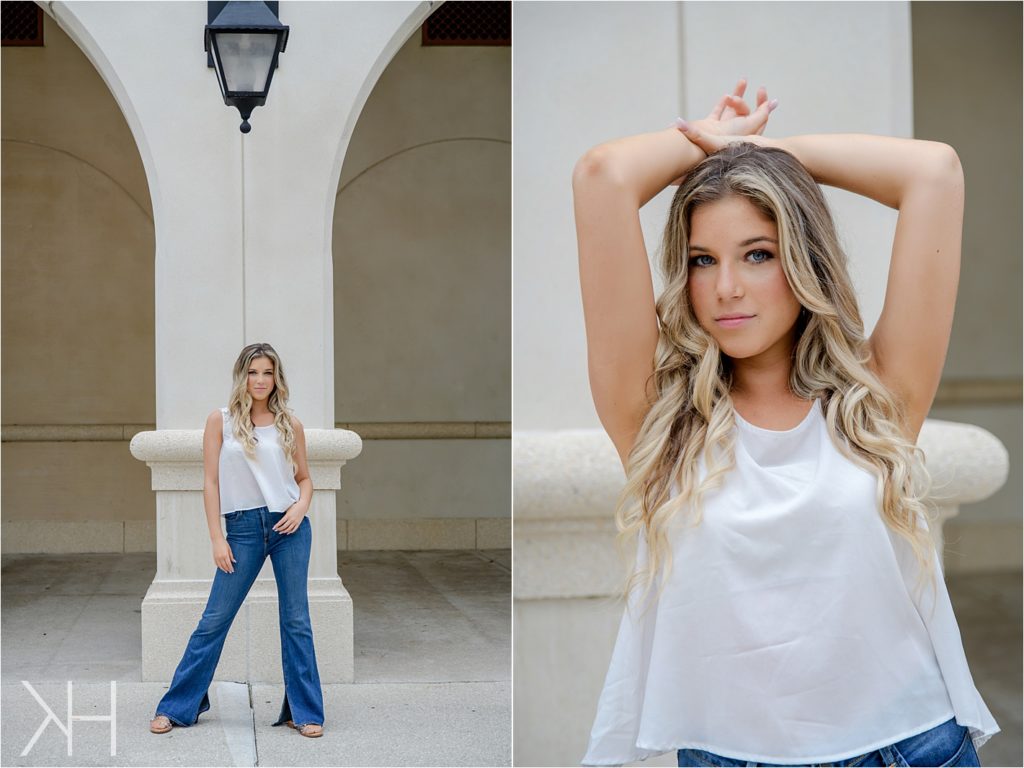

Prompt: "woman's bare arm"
[272,416,313,535]
[771,135,962,439]
[574,84,776,466]
[203,409,235,573]
[573,130,703,466]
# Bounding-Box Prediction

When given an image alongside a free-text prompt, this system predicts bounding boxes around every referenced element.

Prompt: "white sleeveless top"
[583,399,999,766]
[218,407,301,515]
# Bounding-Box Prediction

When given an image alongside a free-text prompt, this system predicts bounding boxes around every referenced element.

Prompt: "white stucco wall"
[513,1,682,433]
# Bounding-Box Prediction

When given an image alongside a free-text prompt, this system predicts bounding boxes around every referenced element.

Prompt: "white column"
[47,0,431,682]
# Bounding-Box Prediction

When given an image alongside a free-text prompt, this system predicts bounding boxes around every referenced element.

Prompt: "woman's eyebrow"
[739,236,778,247]
[690,236,778,252]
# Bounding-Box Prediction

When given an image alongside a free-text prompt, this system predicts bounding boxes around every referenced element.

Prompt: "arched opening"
[1,7,155,555]
[332,10,511,551]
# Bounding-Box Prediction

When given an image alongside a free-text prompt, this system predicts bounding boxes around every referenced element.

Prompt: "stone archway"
[330,8,512,552]
[1,5,156,555]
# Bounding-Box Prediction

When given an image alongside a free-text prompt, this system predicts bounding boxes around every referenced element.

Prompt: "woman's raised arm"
[574,83,775,465]
[771,135,962,439]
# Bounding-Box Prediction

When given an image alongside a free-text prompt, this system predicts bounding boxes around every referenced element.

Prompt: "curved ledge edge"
[130,428,363,463]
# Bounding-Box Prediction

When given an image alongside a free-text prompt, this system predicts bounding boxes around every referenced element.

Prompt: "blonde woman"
[149,342,324,738]
[574,82,997,767]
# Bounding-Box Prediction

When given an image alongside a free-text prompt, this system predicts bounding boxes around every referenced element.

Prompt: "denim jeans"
[677,717,980,767]
[154,507,324,728]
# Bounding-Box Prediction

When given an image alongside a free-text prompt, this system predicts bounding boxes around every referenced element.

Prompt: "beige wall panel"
[347,518,477,550]
[334,140,510,422]
[334,32,510,424]
[913,3,1022,532]
[2,442,153,522]
[1,142,154,424]
[1,7,154,536]
[337,439,510,521]
[0,14,152,217]
[337,33,511,187]
[943,519,1023,574]
[476,517,511,549]
[912,2,1022,382]
[1,520,124,554]
[332,25,510,534]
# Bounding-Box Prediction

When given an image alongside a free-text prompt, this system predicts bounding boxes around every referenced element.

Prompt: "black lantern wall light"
[205,1,289,133]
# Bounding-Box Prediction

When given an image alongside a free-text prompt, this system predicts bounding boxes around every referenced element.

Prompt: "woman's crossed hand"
[678,79,778,156]
[272,501,308,535]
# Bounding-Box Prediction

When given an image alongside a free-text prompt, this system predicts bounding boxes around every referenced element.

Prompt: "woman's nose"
[715,264,743,299]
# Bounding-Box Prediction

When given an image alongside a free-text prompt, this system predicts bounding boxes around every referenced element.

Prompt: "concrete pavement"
[1,550,511,767]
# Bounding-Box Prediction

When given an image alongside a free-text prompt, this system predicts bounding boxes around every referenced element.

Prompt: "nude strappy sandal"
[284,719,323,738]
[149,715,172,734]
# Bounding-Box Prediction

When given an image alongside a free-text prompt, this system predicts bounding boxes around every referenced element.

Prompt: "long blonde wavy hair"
[618,142,938,607]
[228,342,298,472]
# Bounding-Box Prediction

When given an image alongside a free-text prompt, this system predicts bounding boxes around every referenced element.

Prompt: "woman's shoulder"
[289,412,304,431]
[206,408,225,427]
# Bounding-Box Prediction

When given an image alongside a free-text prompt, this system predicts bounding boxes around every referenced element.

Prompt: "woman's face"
[686,195,802,363]
[246,355,276,402]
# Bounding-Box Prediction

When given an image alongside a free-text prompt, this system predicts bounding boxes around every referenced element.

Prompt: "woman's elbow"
[572,145,626,190]
[925,141,963,186]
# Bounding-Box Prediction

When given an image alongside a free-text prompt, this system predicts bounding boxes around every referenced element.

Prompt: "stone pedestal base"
[131,427,362,685]
[141,576,353,683]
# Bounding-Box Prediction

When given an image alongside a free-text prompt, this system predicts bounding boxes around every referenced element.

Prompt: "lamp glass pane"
[215,32,277,93]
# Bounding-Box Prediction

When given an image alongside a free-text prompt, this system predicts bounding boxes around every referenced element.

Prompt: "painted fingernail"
[768,99,779,111]
[674,118,690,131]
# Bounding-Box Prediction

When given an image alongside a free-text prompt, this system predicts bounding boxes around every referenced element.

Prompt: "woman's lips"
[715,314,754,328]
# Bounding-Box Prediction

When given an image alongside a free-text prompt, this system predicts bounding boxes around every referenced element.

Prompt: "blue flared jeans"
[154,507,324,728]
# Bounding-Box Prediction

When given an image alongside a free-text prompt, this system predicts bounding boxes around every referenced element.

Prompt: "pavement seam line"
[248,682,258,767]
[215,680,257,767]
[471,549,511,575]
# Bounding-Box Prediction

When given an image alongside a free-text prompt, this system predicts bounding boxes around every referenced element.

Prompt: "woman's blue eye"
[689,254,714,267]
[747,249,773,263]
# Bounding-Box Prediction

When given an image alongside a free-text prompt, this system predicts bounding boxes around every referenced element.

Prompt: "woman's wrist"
[664,126,708,176]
